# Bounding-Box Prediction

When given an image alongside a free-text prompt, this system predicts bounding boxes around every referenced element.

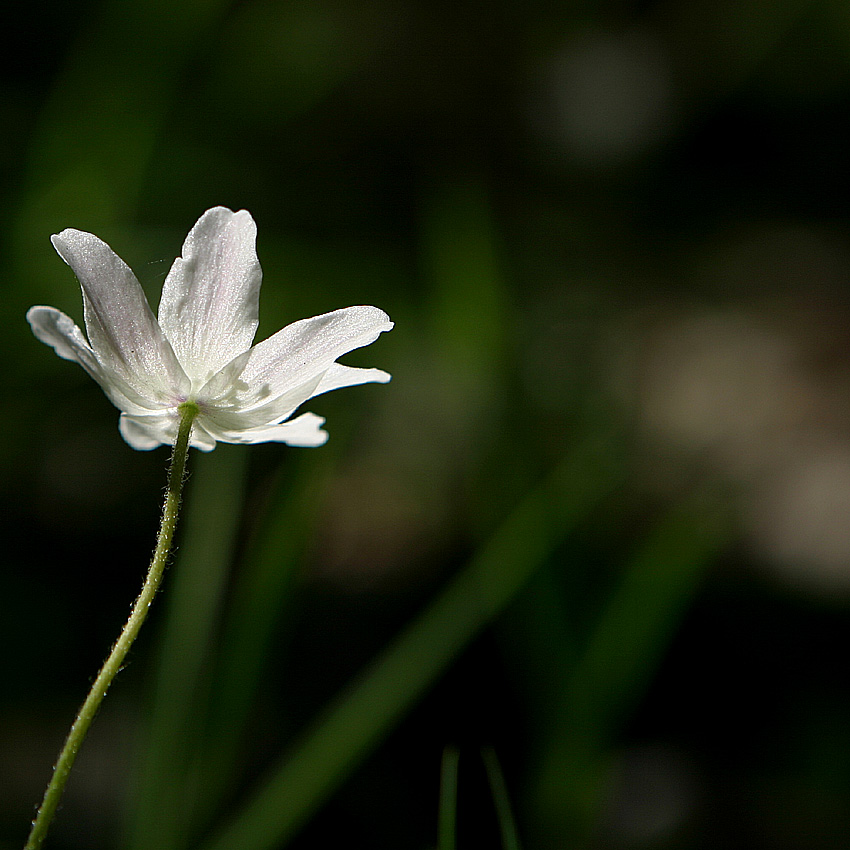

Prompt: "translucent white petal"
[213,306,393,413]
[51,229,189,405]
[158,208,261,385]
[311,363,392,397]
[200,372,325,433]
[27,306,171,415]
[190,422,219,451]
[119,414,168,450]
[28,305,100,371]
[208,365,390,433]
[119,412,217,451]
[205,412,328,447]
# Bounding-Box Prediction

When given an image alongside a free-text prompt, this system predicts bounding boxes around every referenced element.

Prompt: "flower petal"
[27,306,172,415]
[205,411,328,447]
[205,365,389,433]
[200,372,325,433]
[51,228,189,405]
[158,207,262,385]
[118,414,168,450]
[28,305,101,373]
[311,363,392,397]
[119,412,217,451]
[216,306,393,412]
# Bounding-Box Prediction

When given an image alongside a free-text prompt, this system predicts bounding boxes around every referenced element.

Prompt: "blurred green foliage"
[5,1,850,849]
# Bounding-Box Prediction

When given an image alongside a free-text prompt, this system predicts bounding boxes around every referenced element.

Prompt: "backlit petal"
[118,414,168,450]
[27,306,171,415]
[218,306,393,413]
[158,207,261,385]
[199,364,390,438]
[119,412,217,451]
[200,372,325,433]
[311,363,392,397]
[206,412,328,446]
[51,229,189,405]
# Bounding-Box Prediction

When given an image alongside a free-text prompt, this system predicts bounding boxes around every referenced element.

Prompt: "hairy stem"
[24,402,199,850]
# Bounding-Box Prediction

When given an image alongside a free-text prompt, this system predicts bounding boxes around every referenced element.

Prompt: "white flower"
[27,207,394,451]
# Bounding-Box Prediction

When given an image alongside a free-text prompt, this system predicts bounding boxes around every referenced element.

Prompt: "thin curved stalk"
[24,402,198,850]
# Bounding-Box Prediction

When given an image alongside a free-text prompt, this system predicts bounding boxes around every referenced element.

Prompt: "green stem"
[24,402,199,850]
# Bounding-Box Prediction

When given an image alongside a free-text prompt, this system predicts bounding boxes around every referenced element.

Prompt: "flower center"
[177,399,201,420]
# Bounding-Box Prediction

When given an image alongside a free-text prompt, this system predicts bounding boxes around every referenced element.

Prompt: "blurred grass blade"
[438,746,460,850]
[482,747,522,850]
[534,493,732,837]
[569,494,730,732]
[198,432,622,850]
[125,445,248,850]
[188,454,335,832]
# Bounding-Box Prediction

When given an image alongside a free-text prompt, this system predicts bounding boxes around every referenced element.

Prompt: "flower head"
[27,207,393,450]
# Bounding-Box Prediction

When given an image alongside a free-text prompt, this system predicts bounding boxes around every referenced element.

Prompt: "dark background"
[4,1,850,848]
